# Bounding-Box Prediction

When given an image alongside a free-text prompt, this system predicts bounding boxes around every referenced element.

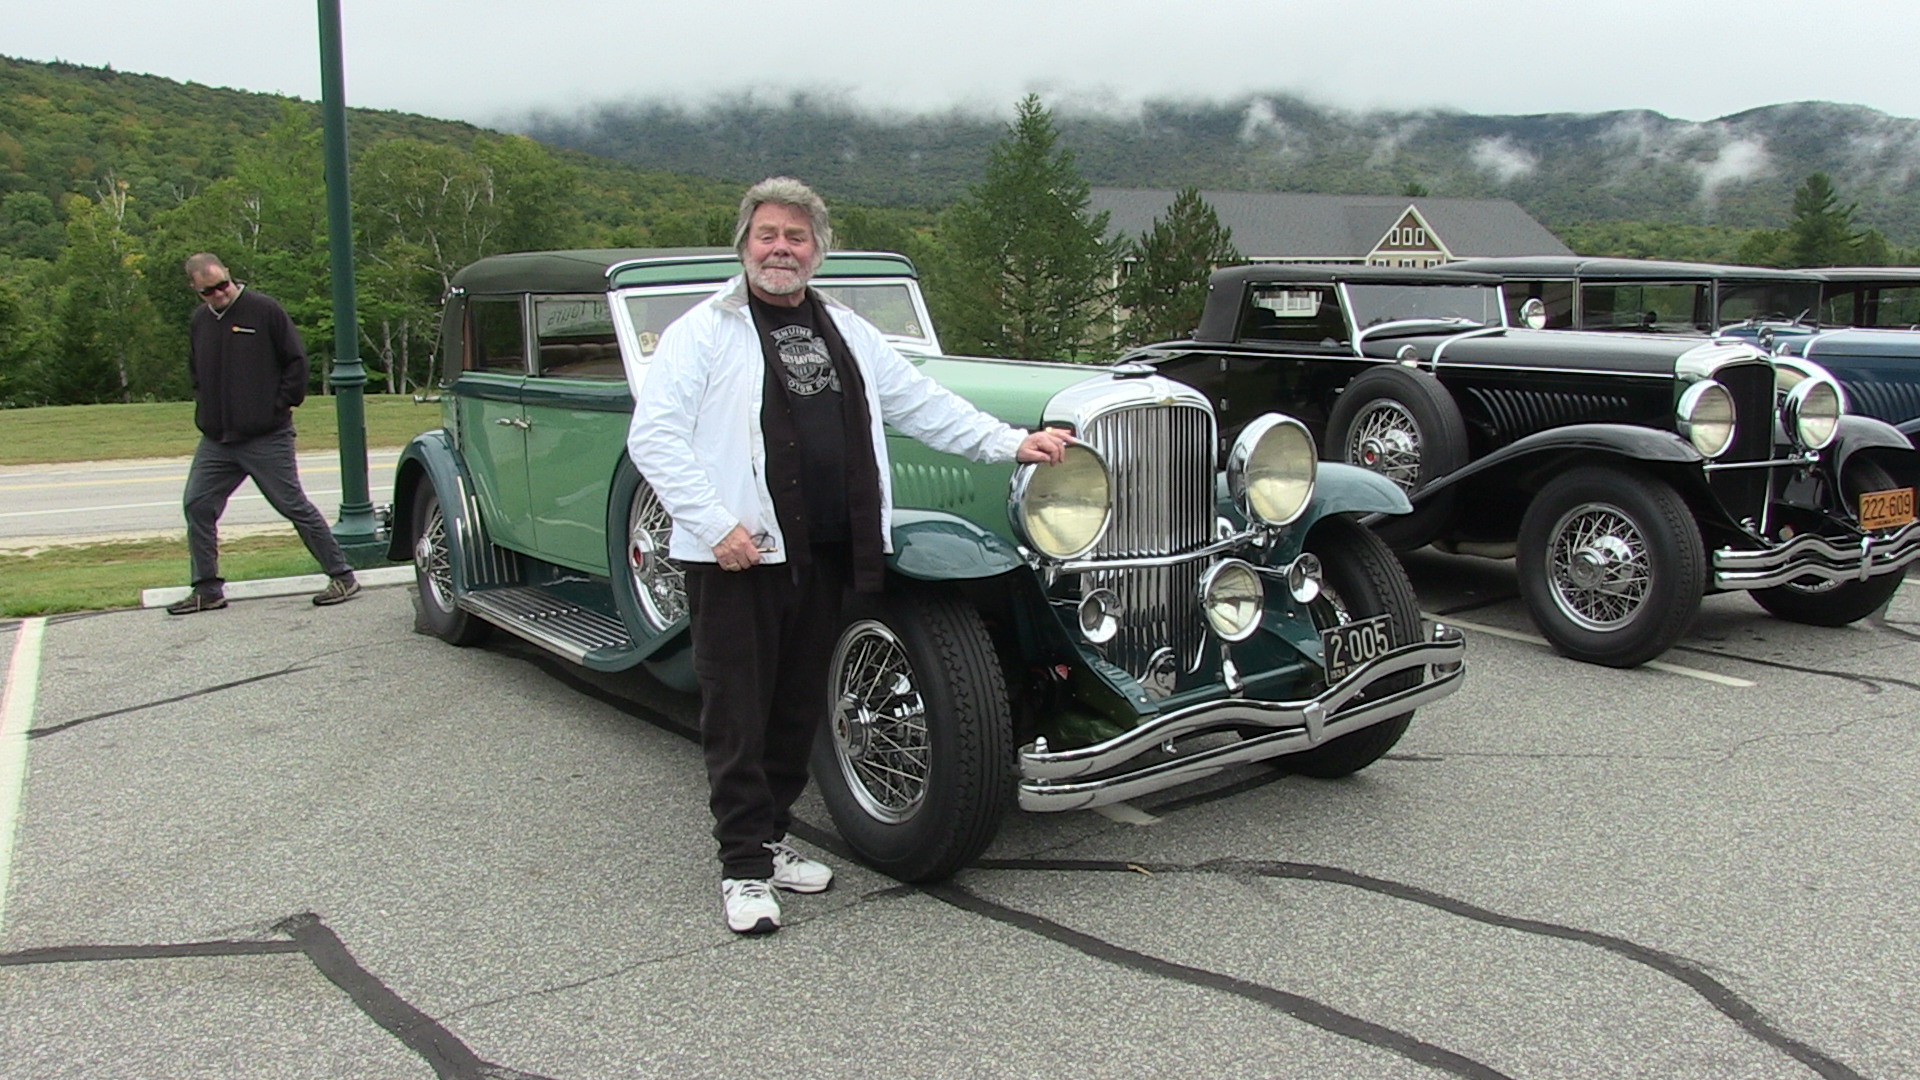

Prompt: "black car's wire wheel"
[1281,514,1422,778]
[1325,366,1469,551]
[411,486,490,646]
[1752,458,1907,626]
[811,587,1013,883]
[1517,466,1704,667]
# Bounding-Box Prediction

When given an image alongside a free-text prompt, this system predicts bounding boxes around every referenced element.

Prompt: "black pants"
[685,545,851,880]
[183,428,351,592]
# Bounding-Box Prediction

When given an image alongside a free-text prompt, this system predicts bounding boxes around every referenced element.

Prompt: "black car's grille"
[1080,402,1216,686]
[1708,360,1777,527]
[1465,387,1636,448]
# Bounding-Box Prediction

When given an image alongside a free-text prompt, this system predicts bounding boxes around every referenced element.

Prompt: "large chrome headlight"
[1198,559,1265,642]
[1676,380,1735,458]
[1227,414,1317,526]
[1783,376,1844,451]
[1009,443,1112,559]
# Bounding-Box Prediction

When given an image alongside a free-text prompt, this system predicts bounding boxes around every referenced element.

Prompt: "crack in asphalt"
[964,856,1867,1080]
[1672,644,1920,694]
[25,666,313,739]
[0,914,558,1080]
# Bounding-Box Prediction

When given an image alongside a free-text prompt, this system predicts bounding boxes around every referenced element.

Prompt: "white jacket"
[626,276,1027,563]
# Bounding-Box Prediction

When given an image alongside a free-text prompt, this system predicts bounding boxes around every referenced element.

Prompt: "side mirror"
[1519,297,1548,330]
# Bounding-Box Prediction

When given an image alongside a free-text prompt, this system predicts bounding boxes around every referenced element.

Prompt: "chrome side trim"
[1712,522,1920,589]
[1017,625,1465,811]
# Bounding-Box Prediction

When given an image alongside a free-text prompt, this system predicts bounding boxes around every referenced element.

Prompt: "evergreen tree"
[1785,173,1867,267]
[1118,188,1240,347]
[931,95,1117,361]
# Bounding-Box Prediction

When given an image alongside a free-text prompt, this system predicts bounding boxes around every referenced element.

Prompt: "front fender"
[887,508,1025,580]
[387,430,468,563]
[1416,423,1702,500]
[1832,414,1920,486]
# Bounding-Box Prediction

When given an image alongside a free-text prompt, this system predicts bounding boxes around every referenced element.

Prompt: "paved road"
[0,450,403,546]
[2,558,1916,1080]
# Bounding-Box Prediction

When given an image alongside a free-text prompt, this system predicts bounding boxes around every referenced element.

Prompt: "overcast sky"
[9,0,1919,127]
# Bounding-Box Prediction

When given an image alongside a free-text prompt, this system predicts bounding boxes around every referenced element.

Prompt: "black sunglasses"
[198,280,232,297]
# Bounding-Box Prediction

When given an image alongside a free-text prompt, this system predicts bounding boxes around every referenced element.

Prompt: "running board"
[459,586,632,664]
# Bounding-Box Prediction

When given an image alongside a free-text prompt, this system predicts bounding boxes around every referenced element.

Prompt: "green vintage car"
[388,248,1466,882]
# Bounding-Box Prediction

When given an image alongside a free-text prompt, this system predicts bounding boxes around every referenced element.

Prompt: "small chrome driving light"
[1010,443,1112,559]
[1676,380,1736,458]
[1077,587,1120,645]
[1198,559,1265,642]
[1228,414,1317,526]
[1784,376,1844,451]
[1286,552,1323,604]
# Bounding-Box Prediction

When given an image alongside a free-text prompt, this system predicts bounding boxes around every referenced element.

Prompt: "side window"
[1580,283,1707,331]
[466,297,527,374]
[1237,286,1346,346]
[1870,286,1920,328]
[1504,280,1573,328]
[534,296,623,379]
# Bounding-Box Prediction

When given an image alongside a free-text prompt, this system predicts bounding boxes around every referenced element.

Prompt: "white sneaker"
[766,838,833,893]
[721,878,780,934]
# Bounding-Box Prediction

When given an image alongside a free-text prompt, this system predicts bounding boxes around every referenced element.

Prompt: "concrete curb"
[141,566,416,609]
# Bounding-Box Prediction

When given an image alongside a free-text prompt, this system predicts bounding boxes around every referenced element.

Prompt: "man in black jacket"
[168,253,358,615]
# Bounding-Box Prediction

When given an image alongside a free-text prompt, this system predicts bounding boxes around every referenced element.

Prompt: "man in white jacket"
[628,177,1072,934]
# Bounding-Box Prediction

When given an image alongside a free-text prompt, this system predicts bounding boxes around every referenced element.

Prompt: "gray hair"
[182,252,226,279]
[732,177,832,260]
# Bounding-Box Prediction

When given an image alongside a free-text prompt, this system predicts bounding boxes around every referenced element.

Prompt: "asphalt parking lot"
[2,555,1916,1080]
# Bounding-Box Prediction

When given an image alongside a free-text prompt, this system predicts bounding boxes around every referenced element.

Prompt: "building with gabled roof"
[1090,189,1572,268]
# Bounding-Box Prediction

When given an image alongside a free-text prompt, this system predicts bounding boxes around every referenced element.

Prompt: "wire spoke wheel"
[416,502,456,613]
[829,620,931,824]
[627,481,685,629]
[1545,502,1651,630]
[1344,399,1423,492]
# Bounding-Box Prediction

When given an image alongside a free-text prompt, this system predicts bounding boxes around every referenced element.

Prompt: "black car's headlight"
[1227,414,1316,526]
[1198,558,1265,641]
[1783,376,1844,451]
[1676,380,1735,458]
[1010,442,1112,559]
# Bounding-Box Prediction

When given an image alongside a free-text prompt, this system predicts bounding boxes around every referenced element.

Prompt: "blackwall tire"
[1283,515,1422,778]
[1325,366,1469,551]
[1516,466,1704,668]
[1752,459,1907,626]
[411,486,490,647]
[810,587,1013,883]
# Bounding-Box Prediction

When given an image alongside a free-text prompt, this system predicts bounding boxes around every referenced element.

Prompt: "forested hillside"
[530,95,1920,245]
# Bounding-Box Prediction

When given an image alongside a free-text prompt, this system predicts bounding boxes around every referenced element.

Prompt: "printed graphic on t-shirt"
[770,324,840,396]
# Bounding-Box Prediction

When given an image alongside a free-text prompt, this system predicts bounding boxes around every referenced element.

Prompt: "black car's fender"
[1831,414,1920,487]
[1413,423,1703,503]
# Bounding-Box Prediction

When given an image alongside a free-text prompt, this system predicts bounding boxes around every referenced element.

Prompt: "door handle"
[494,417,530,429]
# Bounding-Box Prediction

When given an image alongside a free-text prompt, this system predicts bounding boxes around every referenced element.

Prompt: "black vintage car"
[1443,256,1822,334]
[1811,267,1920,329]
[1127,264,1920,668]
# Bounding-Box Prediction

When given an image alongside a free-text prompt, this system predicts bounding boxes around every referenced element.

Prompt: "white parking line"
[1432,614,1755,687]
[0,617,47,933]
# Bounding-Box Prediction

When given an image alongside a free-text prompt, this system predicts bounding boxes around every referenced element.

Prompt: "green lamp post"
[317,0,384,565]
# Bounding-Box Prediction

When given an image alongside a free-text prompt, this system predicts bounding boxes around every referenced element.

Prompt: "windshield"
[1719,281,1820,326]
[1578,282,1709,332]
[1344,283,1506,331]
[813,282,932,342]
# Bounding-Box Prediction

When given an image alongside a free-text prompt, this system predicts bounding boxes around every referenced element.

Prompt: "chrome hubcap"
[1546,503,1650,630]
[628,483,686,629]
[829,621,929,824]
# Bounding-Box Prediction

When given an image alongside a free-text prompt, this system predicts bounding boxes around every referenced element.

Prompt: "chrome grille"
[1080,402,1217,686]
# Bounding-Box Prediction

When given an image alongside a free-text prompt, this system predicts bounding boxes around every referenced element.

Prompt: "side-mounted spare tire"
[810,585,1014,883]
[1324,365,1469,551]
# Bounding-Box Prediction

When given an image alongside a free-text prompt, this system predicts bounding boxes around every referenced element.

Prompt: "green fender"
[387,430,466,564]
[887,508,1024,580]
[1217,462,1412,564]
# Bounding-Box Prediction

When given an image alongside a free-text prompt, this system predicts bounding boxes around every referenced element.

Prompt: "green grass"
[0,533,361,617]
[0,395,446,465]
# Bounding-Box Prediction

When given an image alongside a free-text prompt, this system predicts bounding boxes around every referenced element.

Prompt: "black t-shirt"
[750,293,850,543]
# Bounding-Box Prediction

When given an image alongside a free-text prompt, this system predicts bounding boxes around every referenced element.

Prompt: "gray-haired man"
[627,178,1071,933]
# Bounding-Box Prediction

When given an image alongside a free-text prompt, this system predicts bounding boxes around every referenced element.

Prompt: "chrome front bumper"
[1713,521,1920,590]
[1016,623,1467,812]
